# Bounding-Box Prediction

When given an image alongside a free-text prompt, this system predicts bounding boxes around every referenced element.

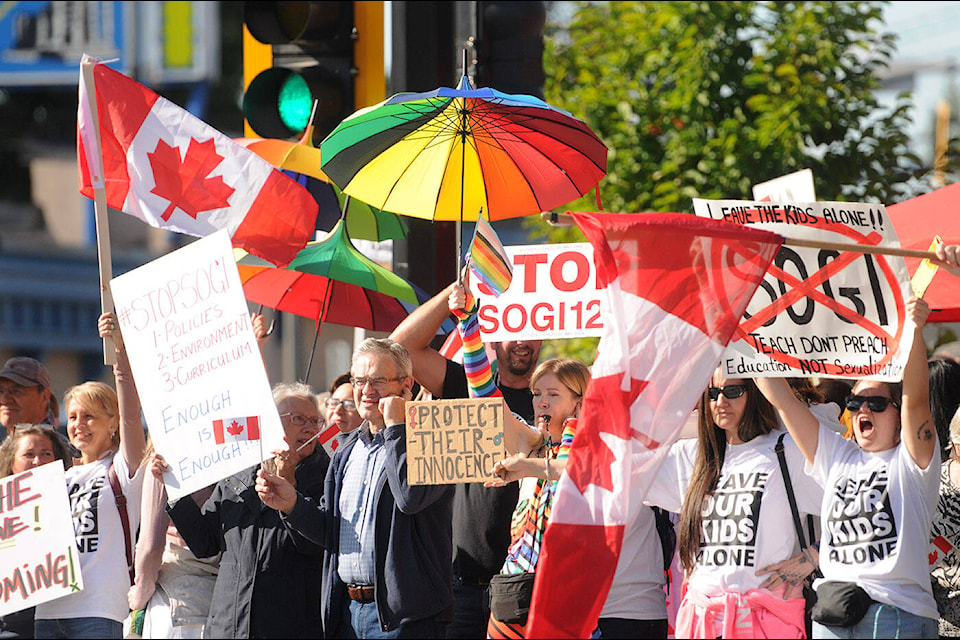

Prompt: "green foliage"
[528,1,932,364]
[541,1,924,218]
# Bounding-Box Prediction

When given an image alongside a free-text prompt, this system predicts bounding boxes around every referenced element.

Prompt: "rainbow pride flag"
[468,215,513,296]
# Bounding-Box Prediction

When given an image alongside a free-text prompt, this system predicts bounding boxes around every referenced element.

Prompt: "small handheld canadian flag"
[212,416,261,445]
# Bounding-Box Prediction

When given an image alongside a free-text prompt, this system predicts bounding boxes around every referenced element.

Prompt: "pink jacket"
[675,587,806,639]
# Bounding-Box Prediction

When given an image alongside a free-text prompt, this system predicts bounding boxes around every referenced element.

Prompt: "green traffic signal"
[277,73,312,133]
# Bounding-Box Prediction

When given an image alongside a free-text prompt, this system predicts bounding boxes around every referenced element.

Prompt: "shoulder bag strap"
[108,461,135,586]
[775,433,808,549]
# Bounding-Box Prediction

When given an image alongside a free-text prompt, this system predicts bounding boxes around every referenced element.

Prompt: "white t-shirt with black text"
[646,428,822,596]
[811,424,940,620]
[35,450,144,623]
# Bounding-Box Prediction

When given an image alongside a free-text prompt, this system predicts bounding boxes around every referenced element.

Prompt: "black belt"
[458,576,491,586]
[346,584,375,602]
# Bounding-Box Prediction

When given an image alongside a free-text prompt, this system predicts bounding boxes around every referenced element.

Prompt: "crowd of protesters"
[2,243,960,640]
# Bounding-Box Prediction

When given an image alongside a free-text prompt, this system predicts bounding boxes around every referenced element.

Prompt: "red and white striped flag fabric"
[212,416,261,445]
[526,212,782,638]
[77,55,317,267]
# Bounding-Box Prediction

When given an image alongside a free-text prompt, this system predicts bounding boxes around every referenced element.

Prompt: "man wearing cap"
[0,356,57,443]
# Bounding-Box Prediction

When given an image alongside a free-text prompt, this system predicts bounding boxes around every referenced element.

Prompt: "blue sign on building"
[0,1,132,86]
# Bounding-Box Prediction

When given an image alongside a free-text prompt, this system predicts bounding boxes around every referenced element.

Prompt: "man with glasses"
[0,356,58,443]
[256,338,455,638]
[390,282,541,639]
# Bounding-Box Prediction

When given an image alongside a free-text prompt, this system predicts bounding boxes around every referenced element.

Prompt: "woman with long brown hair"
[645,372,823,638]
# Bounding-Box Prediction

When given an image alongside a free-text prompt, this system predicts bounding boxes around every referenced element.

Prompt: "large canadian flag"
[526,212,783,638]
[77,54,317,267]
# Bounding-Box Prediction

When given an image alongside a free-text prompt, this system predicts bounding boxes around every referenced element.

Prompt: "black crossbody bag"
[775,434,873,629]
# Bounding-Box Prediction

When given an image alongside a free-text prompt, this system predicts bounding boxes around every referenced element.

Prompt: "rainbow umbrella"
[319,60,608,269]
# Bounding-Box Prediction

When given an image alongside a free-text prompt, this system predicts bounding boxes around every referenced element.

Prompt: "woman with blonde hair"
[34,312,147,639]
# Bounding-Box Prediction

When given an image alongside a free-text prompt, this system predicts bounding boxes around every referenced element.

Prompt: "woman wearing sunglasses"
[644,372,825,638]
[755,297,938,639]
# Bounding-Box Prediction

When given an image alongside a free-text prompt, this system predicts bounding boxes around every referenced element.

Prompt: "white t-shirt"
[601,505,668,620]
[811,424,940,620]
[35,450,145,623]
[646,429,822,596]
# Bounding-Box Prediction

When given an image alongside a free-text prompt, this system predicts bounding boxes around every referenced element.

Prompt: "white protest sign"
[0,461,83,615]
[111,231,285,500]
[473,243,603,342]
[693,199,914,381]
[752,168,817,203]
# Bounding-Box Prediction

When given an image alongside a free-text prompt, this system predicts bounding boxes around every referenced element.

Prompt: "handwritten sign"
[473,243,603,342]
[111,231,285,500]
[0,461,83,616]
[693,199,914,381]
[405,398,504,485]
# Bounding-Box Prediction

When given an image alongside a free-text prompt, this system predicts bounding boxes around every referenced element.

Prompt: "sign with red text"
[0,461,83,615]
[111,231,285,500]
[405,398,504,485]
[693,199,914,381]
[472,243,603,342]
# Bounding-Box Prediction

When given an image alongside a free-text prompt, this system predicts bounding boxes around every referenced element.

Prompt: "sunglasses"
[845,395,899,413]
[707,384,747,401]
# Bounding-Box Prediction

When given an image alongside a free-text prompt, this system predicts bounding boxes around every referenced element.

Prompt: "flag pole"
[80,56,117,365]
[540,212,941,260]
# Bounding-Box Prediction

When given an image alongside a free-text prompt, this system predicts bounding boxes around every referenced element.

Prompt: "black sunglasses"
[707,384,747,401]
[845,395,899,413]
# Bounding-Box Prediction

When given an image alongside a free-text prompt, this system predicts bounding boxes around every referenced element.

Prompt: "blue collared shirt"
[337,421,387,586]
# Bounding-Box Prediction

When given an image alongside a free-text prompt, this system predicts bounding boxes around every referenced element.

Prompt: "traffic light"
[475,1,546,99]
[242,2,384,144]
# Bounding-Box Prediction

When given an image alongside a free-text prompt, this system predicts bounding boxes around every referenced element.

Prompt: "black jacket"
[168,448,328,639]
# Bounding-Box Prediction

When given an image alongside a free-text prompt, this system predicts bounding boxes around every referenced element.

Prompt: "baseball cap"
[0,357,51,389]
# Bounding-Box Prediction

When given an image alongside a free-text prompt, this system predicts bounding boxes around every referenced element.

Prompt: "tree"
[532,1,925,364]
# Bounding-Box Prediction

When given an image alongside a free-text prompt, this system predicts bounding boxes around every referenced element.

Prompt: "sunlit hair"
[677,378,779,573]
[0,424,74,477]
[272,381,319,411]
[63,381,120,445]
[352,338,413,379]
[529,358,590,398]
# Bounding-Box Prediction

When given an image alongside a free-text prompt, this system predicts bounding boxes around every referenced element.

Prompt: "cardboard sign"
[473,243,603,342]
[111,231,285,500]
[693,199,914,381]
[405,398,504,485]
[0,461,83,615]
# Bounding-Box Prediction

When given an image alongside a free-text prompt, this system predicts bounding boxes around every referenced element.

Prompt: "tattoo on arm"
[917,419,934,442]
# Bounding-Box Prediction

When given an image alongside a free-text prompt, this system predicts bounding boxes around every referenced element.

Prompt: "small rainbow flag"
[468,215,513,296]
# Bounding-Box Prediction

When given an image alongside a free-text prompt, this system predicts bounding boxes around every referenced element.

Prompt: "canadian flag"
[526,212,782,638]
[212,416,261,445]
[77,54,317,267]
[318,423,342,455]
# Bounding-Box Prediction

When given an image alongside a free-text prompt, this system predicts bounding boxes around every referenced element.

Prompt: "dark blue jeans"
[35,617,122,639]
[445,578,490,639]
[336,599,446,639]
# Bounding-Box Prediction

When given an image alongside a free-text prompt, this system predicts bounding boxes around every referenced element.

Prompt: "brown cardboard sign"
[405,398,504,485]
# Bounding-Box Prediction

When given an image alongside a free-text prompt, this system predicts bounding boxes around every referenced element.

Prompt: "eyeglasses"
[845,395,899,413]
[280,412,322,428]
[707,385,747,401]
[324,398,357,411]
[349,376,405,390]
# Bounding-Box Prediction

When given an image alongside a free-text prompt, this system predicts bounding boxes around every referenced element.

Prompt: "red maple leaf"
[566,373,649,495]
[226,420,244,436]
[148,138,235,221]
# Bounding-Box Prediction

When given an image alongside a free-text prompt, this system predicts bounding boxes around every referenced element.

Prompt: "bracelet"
[544,456,551,481]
